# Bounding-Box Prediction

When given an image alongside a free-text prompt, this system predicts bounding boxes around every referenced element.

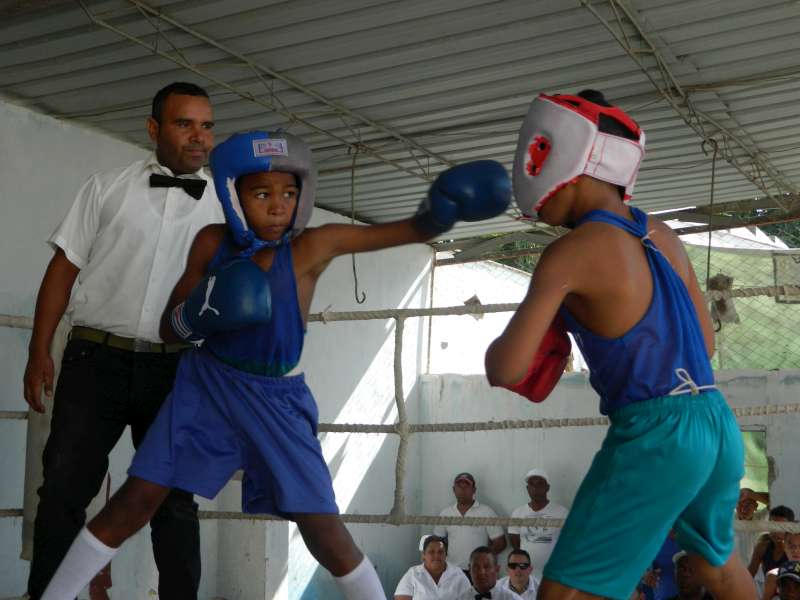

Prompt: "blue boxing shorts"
[542,390,743,599]
[129,348,339,517]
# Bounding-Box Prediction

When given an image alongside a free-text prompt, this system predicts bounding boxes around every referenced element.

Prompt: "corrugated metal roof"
[2,0,799,251]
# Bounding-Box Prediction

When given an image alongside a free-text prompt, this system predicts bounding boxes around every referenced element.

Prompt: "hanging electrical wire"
[350,145,366,304]
[703,138,720,330]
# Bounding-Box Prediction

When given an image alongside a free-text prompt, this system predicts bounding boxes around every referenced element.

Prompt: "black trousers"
[27,338,201,599]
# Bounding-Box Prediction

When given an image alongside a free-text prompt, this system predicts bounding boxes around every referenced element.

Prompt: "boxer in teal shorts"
[486,90,756,600]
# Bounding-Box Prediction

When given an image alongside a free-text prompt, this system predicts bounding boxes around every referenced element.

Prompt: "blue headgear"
[209,131,316,254]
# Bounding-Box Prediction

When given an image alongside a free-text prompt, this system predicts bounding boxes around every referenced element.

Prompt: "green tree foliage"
[494,240,541,273]
[761,221,800,249]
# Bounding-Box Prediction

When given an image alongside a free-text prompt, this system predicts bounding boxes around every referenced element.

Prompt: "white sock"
[333,555,386,600]
[41,527,118,600]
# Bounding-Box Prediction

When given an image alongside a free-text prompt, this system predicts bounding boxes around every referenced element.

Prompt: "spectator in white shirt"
[497,549,539,599]
[394,535,472,599]
[762,532,800,600]
[434,472,507,573]
[455,546,518,600]
[508,468,569,581]
[23,82,223,599]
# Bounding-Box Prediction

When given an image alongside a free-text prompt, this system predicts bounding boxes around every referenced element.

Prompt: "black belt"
[70,326,190,354]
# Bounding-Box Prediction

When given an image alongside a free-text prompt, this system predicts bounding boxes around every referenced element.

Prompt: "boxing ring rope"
[0,282,796,332]
[2,281,800,535]
[0,506,794,534]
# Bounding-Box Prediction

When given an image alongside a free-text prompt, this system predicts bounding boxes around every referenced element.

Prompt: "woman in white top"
[395,535,472,599]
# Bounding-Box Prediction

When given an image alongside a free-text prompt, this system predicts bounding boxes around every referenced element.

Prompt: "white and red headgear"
[513,93,645,217]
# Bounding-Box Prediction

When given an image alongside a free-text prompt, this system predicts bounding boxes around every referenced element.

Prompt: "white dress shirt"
[394,562,471,598]
[50,154,223,342]
[433,501,506,570]
[497,574,539,599]
[508,501,568,580]
[734,508,769,576]
[454,583,518,600]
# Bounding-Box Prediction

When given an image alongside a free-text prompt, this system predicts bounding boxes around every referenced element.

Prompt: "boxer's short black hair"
[577,89,640,198]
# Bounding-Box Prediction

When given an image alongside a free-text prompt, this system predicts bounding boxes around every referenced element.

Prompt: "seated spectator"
[508,468,568,580]
[739,488,771,520]
[750,506,796,581]
[496,549,539,599]
[776,562,800,600]
[666,551,714,600]
[434,472,506,574]
[736,488,771,571]
[763,532,800,600]
[455,547,518,600]
[635,533,681,600]
[394,535,471,599]
[635,564,662,600]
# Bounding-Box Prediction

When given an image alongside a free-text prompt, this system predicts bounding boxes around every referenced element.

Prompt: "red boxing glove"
[503,315,571,403]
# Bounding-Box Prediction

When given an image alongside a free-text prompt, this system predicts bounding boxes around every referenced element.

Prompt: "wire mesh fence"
[686,222,800,370]
[485,221,800,371]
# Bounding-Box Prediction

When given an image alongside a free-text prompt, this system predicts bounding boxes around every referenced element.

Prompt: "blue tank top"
[559,206,714,415]
[203,235,305,376]
[762,538,789,574]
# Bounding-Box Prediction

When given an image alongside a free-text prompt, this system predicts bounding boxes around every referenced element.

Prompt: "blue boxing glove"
[414,160,511,235]
[170,259,272,342]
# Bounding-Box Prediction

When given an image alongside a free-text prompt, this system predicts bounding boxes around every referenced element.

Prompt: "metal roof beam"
[436,246,544,267]
[436,208,800,266]
[76,0,439,182]
[673,206,800,236]
[580,0,798,212]
[448,230,557,261]
[84,0,456,182]
[666,211,742,228]
[437,199,800,261]
[691,197,800,215]
[0,0,73,19]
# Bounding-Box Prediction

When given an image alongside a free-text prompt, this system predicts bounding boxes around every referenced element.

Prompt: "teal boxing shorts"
[542,390,743,599]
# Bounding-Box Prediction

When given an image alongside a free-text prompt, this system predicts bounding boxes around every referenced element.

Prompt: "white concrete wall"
[429,261,529,375]
[415,371,800,566]
[716,371,800,509]
[416,373,600,524]
[428,260,588,375]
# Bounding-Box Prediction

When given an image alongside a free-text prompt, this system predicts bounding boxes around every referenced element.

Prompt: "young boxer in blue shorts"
[41,131,511,600]
[485,90,756,600]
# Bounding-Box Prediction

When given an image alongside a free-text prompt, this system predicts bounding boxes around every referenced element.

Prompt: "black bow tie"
[149,173,207,200]
[474,593,491,599]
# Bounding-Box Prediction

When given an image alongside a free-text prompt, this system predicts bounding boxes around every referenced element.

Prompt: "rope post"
[389,316,409,525]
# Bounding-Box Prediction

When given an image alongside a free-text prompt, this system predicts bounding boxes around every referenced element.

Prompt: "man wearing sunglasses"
[455,547,518,600]
[497,549,539,599]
